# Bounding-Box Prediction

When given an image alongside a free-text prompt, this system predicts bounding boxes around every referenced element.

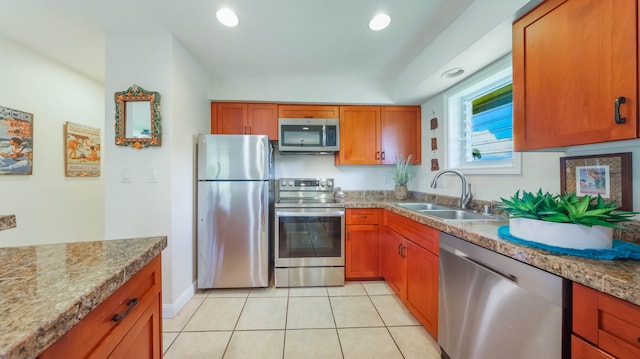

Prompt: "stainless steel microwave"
[278,118,340,153]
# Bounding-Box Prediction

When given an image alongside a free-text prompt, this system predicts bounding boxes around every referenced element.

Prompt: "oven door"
[275,207,345,267]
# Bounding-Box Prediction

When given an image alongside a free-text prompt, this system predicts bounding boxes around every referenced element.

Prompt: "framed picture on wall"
[0,105,33,175]
[64,122,101,177]
[560,152,632,211]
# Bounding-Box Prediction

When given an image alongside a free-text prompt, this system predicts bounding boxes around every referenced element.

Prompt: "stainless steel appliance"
[438,232,567,359]
[278,118,339,153]
[196,134,272,289]
[274,178,345,287]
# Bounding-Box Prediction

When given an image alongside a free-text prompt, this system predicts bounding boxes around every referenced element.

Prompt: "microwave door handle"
[322,125,326,147]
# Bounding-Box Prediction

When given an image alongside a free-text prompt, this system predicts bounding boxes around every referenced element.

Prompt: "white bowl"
[509,218,613,250]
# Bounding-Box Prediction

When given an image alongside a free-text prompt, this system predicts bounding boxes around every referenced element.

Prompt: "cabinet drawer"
[573,282,640,359]
[346,208,380,225]
[383,210,438,255]
[40,256,162,358]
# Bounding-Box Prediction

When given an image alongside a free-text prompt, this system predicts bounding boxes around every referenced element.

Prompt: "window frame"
[443,55,522,175]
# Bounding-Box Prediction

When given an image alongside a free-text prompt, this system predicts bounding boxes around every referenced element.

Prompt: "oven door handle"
[276,209,345,217]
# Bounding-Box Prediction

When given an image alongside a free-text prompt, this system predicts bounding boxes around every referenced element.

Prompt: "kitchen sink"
[395,202,451,211]
[394,202,503,221]
[419,209,501,221]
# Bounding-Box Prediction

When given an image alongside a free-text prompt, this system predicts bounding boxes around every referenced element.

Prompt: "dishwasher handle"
[453,249,518,283]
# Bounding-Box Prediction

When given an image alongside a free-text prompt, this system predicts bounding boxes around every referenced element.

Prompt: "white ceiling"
[0,0,541,104]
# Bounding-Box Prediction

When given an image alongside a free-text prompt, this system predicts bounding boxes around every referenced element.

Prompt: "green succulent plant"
[393,155,414,186]
[499,189,637,229]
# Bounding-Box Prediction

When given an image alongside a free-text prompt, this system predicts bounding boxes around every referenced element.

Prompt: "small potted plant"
[500,189,637,249]
[393,155,414,200]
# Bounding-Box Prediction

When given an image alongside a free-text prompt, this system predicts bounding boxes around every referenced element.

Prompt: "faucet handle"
[462,183,473,208]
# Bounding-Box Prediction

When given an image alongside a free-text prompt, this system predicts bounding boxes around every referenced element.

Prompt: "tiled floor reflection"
[162,281,441,359]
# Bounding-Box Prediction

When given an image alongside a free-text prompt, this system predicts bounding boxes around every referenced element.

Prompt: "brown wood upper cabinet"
[211,102,278,139]
[278,104,340,119]
[336,105,421,165]
[512,0,638,150]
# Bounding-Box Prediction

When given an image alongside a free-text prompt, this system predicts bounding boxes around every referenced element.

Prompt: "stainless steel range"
[274,178,345,287]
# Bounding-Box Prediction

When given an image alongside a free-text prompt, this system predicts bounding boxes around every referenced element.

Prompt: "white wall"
[0,36,104,247]
[416,94,564,202]
[274,154,398,190]
[104,33,209,316]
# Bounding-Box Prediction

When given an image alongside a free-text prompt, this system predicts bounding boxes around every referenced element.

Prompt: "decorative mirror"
[114,84,161,149]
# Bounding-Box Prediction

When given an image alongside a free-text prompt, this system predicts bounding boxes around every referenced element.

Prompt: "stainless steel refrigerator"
[197,134,272,289]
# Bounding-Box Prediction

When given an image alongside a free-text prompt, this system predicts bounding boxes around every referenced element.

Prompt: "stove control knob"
[327,180,333,187]
[320,180,326,187]
[287,180,294,187]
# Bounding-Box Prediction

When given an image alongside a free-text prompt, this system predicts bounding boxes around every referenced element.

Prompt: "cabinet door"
[214,103,247,134]
[338,106,381,164]
[380,106,421,164]
[248,103,278,139]
[572,335,615,359]
[345,224,379,279]
[405,240,438,339]
[278,105,340,118]
[380,226,406,298]
[513,0,637,150]
[108,294,162,359]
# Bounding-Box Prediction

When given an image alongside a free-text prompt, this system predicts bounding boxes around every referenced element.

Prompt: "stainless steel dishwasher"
[438,232,568,359]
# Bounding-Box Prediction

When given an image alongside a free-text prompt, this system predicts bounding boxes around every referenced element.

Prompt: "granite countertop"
[0,236,167,359]
[344,197,640,307]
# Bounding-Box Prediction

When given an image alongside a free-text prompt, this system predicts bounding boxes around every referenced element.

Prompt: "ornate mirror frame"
[114,84,161,149]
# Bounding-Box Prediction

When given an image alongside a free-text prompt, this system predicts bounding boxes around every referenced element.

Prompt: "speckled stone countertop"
[343,193,640,307]
[0,236,167,359]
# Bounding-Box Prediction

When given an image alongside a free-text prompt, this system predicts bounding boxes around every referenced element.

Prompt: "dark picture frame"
[560,152,632,211]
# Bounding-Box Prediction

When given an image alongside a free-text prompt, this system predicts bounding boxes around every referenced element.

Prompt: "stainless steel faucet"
[430,169,472,209]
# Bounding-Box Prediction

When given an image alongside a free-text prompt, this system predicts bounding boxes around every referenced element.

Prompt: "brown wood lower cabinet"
[380,210,438,338]
[345,209,381,279]
[572,282,640,359]
[39,255,162,359]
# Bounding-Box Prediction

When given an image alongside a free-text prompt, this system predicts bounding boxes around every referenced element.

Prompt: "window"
[444,55,521,174]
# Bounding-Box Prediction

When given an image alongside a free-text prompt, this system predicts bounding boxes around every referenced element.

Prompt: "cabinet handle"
[376,151,380,160]
[243,126,247,134]
[397,243,402,256]
[112,298,139,322]
[401,244,406,259]
[381,151,386,160]
[615,96,626,124]
[357,215,368,219]
[248,126,252,134]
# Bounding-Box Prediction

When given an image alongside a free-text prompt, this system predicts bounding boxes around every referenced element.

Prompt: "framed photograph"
[64,122,100,177]
[560,153,632,211]
[0,106,33,175]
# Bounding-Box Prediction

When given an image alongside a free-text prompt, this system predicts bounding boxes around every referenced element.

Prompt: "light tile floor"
[162,281,441,359]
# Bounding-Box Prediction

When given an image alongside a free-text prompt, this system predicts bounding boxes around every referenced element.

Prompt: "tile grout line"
[326,288,346,359]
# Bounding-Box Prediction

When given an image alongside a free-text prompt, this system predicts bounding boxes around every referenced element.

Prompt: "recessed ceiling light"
[216,8,239,27]
[369,13,391,31]
[441,68,465,79]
